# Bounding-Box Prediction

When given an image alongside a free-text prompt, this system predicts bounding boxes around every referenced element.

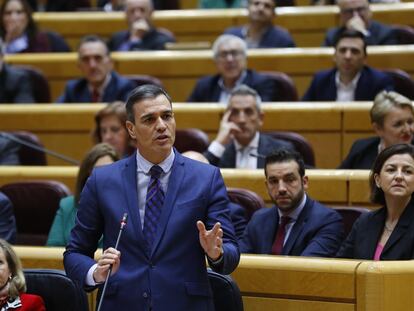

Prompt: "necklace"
[384,220,398,232]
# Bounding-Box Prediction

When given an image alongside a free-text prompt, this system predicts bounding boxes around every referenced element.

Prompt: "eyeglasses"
[216,50,245,60]
[340,6,368,16]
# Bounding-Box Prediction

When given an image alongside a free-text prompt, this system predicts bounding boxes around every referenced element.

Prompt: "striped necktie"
[143,165,165,248]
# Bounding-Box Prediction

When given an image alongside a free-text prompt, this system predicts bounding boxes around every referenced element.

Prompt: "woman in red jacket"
[0,239,45,310]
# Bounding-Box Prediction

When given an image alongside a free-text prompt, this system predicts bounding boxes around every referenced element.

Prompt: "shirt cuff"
[86,263,99,286]
[207,251,224,266]
[208,141,226,158]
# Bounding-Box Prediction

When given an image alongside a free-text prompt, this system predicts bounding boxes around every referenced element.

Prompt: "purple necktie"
[143,165,164,248]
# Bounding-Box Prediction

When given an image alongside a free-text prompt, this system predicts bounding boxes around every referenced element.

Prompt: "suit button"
[143,292,148,298]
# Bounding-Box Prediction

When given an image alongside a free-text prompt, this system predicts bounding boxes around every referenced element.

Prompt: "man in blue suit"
[303,29,393,102]
[187,34,275,103]
[64,85,240,311]
[240,149,344,256]
[224,0,295,49]
[57,35,135,103]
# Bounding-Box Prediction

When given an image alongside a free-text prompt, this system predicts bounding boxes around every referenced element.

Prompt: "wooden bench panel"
[242,297,354,311]
[33,4,414,48]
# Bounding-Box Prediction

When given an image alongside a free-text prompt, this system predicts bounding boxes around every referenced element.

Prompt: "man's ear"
[126,120,136,139]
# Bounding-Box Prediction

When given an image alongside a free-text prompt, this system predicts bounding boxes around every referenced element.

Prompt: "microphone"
[0,132,79,165]
[96,213,128,311]
[249,152,265,159]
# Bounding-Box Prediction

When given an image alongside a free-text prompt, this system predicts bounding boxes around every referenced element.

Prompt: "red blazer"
[16,294,45,311]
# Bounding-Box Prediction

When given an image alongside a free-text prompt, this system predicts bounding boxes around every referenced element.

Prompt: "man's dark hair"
[78,34,110,55]
[370,144,414,205]
[264,148,305,178]
[334,29,367,55]
[126,84,172,122]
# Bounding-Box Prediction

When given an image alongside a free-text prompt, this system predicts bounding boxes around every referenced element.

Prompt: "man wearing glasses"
[187,34,275,103]
[322,0,396,46]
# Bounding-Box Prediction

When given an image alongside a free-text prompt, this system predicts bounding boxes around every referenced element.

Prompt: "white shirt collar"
[234,132,260,151]
[136,148,175,175]
[88,73,112,101]
[335,70,361,101]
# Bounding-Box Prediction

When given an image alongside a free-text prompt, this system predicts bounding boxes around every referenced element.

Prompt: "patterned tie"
[271,216,291,255]
[143,165,165,248]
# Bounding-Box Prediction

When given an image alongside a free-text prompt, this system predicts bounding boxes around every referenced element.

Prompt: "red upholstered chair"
[266,131,316,167]
[174,128,210,153]
[331,206,370,237]
[392,25,414,44]
[261,71,299,101]
[227,187,264,221]
[9,131,47,165]
[382,69,414,100]
[14,65,51,103]
[0,181,71,245]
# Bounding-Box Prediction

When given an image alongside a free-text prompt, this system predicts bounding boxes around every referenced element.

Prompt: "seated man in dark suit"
[224,0,295,49]
[187,34,275,103]
[240,149,344,256]
[204,84,292,168]
[303,29,393,101]
[0,192,17,244]
[322,0,396,46]
[0,40,35,103]
[57,35,135,103]
[107,0,175,51]
[0,133,20,165]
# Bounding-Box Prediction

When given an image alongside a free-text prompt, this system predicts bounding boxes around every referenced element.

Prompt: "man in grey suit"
[204,84,292,168]
[0,40,35,103]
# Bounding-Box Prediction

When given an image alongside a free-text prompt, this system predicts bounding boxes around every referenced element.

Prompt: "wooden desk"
[5,46,413,102]
[33,3,414,49]
[16,248,414,311]
[0,167,372,206]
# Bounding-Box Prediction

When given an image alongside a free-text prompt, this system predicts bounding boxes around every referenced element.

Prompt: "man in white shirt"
[204,84,292,168]
[303,29,393,101]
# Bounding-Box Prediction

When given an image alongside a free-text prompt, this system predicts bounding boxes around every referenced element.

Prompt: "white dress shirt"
[335,71,361,102]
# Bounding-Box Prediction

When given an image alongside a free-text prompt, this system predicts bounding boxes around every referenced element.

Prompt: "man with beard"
[224,0,295,48]
[303,29,393,101]
[240,149,344,256]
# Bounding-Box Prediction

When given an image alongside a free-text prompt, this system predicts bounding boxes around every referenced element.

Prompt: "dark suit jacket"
[240,196,344,256]
[0,135,20,165]
[302,66,394,101]
[187,69,275,102]
[64,151,239,311]
[224,25,296,48]
[337,200,414,260]
[229,202,247,240]
[322,20,397,46]
[57,71,135,103]
[204,133,293,168]
[339,136,379,169]
[0,192,16,244]
[0,64,35,103]
[107,28,175,51]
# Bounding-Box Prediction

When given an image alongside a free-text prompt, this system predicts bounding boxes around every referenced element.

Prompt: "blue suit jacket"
[204,133,293,168]
[187,69,275,102]
[0,192,16,244]
[224,25,296,48]
[302,66,394,101]
[64,151,239,311]
[337,199,414,260]
[107,29,175,51]
[323,21,397,46]
[57,71,135,103]
[240,196,344,257]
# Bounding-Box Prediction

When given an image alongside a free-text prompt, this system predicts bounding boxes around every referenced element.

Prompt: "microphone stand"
[0,132,79,165]
[96,213,128,311]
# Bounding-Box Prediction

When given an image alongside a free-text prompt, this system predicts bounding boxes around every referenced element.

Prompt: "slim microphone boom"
[0,132,79,165]
[96,213,128,311]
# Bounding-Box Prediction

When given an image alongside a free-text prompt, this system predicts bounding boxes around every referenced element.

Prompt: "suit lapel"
[362,208,385,259]
[327,70,337,100]
[354,67,368,100]
[265,207,279,253]
[121,153,147,252]
[282,197,310,255]
[257,135,265,168]
[382,202,414,256]
[150,151,185,256]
